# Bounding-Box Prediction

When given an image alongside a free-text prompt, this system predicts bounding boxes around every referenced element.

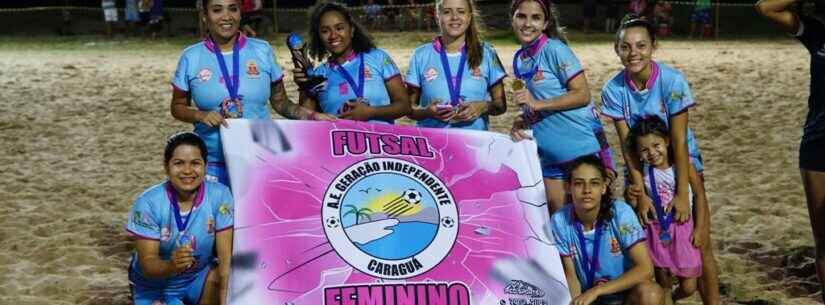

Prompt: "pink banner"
[221,120,570,305]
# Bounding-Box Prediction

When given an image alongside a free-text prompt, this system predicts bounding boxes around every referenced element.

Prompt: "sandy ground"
[0,36,820,305]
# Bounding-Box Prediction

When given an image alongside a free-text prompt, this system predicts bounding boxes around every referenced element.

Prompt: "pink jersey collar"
[329,49,359,67]
[203,32,248,53]
[165,181,206,209]
[624,60,660,92]
[520,34,548,58]
[432,36,466,53]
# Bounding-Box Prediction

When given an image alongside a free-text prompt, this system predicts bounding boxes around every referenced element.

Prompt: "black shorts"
[800,136,825,171]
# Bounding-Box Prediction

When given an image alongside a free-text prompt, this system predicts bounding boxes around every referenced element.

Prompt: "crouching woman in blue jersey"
[294,2,410,124]
[126,132,234,305]
[509,0,614,215]
[548,156,663,305]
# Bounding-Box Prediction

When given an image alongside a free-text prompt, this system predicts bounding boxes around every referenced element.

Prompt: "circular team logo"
[322,158,458,279]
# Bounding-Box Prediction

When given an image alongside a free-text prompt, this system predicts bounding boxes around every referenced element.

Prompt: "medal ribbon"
[210,35,241,101]
[648,166,674,235]
[438,37,467,106]
[166,183,196,233]
[574,213,604,289]
[336,53,365,98]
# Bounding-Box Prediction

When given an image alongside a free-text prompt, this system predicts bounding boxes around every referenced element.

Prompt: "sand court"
[0,36,819,305]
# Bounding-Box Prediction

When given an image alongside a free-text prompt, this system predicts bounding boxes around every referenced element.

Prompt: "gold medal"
[512,79,525,91]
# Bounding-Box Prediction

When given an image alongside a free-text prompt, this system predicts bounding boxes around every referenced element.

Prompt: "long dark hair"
[625,116,674,166]
[307,2,376,61]
[511,0,568,44]
[566,155,615,225]
[164,131,208,164]
[437,0,485,69]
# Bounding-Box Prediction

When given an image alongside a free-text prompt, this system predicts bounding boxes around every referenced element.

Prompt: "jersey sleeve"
[126,195,162,240]
[797,15,825,55]
[548,215,572,257]
[171,53,191,92]
[268,45,285,84]
[484,44,507,88]
[546,43,584,87]
[214,185,235,231]
[665,72,696,116]
[600,81,625,121]
[405,49,422,88]
[377,49,402,80]
[613,202,646,250]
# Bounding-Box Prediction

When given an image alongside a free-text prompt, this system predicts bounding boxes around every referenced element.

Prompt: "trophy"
[286,33,326,92]
[513,79,539,125]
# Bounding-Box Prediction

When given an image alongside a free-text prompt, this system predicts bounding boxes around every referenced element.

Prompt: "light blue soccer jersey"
[549,200,646,305]
[308,48,401,124]
[600,61,703,172]
[513,34,606,165]
[405,38,507,130]
[172,34,284,162]
[126,181,234,290]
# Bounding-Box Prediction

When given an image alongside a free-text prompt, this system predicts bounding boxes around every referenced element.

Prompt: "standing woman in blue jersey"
[127,132,234,305]
[549,156,663,305]
[600,16,720,305]
[296,2,410,123]
[170,0,330,187]
[405,0,507,130]
[757,0,825,301]
[509,0,614,214]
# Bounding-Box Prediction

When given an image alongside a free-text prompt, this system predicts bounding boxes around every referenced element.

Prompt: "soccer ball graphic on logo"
[325,217,340,228]
[402,189,422,204]
[440,216,455,228]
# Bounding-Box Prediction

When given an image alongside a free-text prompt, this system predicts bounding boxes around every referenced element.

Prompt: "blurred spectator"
[404,0,423,31]
[364,0,382,29]
[605,0,621,33]
[101,0,118,36]
[241,0,265,36]
[654,0,672,36]
[139,0,152,31]
[384,0,401,31]
[628,0,647,16]
[148,0,172,38]
[690,0,712,38]
[58,0,74,36]
[125,0,140,35]
[583,0,597,33]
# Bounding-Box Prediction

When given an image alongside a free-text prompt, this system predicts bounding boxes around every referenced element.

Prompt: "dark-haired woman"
[509,0,614,215]
[405,0,507,130]
[548,156,663,305]
[295,2,410,123]
[599,16,720,305]
[757,0,825,302]
[170,0,327,187]
[127,132,233,305]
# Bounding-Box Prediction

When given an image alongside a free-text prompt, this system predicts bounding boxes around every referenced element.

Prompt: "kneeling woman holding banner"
[126,132,234,305]
[295,2,411,123]
[548,156,663,305]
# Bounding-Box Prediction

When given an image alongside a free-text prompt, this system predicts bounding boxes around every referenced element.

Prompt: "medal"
[209,35,242,119]
[177,231,192,247]
[437,37,467,107]
[511,78,540,125]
